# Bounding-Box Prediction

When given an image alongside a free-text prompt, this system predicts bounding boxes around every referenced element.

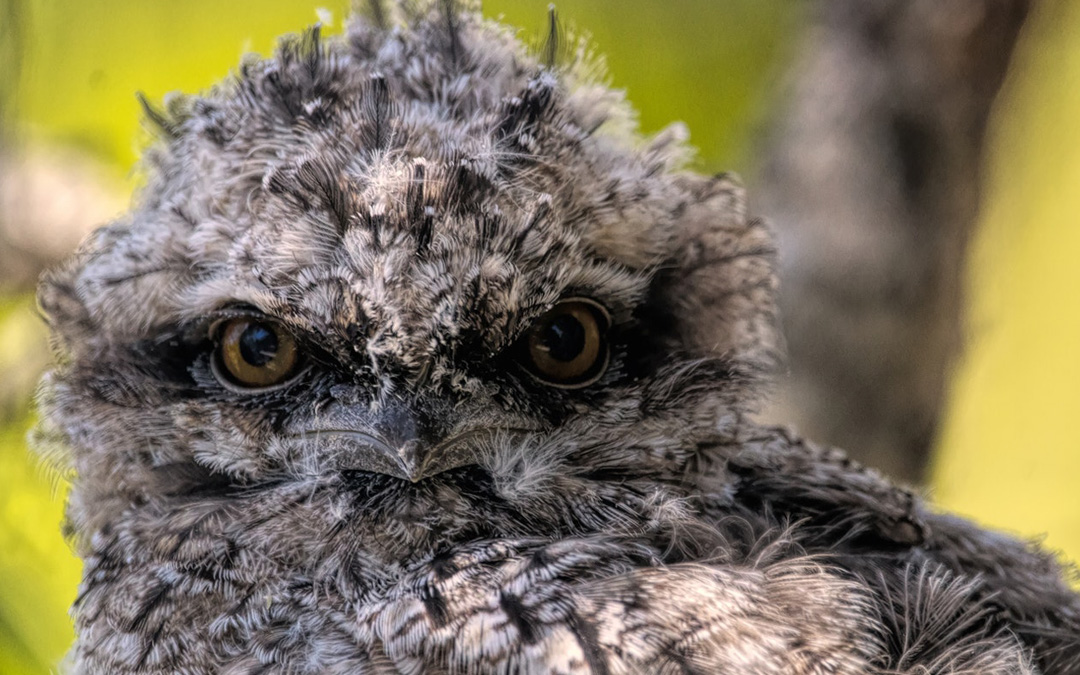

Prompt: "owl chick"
[35,3,1079,674]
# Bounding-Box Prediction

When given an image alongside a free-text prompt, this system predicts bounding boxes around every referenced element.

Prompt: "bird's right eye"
[212,318,301,390]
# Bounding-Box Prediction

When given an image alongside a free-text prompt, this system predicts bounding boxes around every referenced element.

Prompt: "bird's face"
[145,167,673,487]
[37,16,780,557]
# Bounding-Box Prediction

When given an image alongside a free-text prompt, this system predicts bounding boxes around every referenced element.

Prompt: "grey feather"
[34,3,1079,673]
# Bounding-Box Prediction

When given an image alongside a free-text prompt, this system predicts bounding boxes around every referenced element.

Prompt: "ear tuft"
[659,173,784,376]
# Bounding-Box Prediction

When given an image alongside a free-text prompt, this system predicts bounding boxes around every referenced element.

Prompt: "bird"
[34,2,1079,673]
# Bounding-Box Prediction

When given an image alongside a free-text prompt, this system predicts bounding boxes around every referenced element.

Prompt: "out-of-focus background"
[0,0,1077,671]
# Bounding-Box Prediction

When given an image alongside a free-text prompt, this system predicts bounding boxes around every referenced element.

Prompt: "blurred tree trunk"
[752,0,1031,482]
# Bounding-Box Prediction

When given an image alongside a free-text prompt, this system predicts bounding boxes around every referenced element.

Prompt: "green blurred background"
[0,1,1077,672]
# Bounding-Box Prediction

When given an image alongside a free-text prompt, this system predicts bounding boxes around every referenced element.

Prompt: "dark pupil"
[239,324,278,366]
[541,314,586,362]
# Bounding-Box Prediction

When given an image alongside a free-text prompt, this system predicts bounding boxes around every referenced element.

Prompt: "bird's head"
[37,3,780,552]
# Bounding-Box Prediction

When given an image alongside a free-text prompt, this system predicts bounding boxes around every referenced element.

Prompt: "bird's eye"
[213,318,300,390]
[522,298,610,388]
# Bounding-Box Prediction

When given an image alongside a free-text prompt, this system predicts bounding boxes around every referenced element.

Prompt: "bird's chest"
[75,517,621,675]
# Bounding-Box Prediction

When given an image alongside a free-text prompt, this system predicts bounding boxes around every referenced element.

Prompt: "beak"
[293,400,480,482]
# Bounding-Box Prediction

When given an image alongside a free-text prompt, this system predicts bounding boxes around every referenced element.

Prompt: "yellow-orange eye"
[214,318,300,389]
[522,298,610,388]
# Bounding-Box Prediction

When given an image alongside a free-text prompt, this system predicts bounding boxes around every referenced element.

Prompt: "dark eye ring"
[211,317,301,391]
[521,298,610,388]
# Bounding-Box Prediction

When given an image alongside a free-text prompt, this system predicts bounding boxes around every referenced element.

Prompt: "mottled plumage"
[35,3,1079,673]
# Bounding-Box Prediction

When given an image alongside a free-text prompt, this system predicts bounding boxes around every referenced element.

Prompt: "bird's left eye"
[213,318,300,390]
[521,298,610,388]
